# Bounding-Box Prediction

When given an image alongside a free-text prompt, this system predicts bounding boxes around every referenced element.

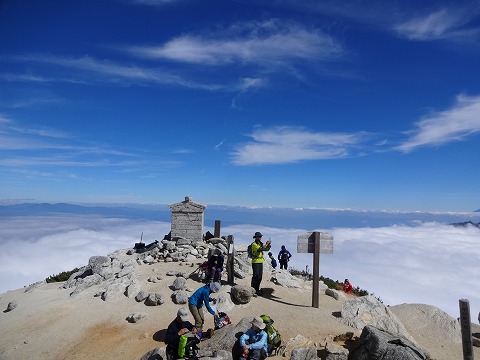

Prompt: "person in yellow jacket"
[250,231,271,295]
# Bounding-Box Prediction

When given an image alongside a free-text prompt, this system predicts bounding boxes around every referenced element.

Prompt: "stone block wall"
[169,196,206,242]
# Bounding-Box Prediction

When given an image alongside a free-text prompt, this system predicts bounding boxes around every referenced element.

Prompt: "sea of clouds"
[0,213,479,319]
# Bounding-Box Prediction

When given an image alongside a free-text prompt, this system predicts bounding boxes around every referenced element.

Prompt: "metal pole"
[459,299,474,360]
[312,231,320,308]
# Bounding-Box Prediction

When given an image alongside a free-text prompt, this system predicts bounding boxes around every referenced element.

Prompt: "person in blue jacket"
[188,281,220,332]
[277,245,292,270]
[239,316,268,360]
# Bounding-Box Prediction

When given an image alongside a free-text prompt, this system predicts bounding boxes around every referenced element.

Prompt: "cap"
[250,316,266,330]
[210,281,221,293]
[177,307,189,322]
[253,231,263,238]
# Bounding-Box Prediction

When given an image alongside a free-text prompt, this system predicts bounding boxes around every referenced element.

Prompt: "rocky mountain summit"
[1,236,479,360]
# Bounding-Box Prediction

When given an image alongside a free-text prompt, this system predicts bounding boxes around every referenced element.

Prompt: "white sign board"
[297,232,333,254]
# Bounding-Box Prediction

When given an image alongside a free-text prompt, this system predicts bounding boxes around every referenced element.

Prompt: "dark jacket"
[165,318,194,352]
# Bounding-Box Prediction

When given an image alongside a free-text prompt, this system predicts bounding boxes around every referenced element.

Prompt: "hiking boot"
[205,328,214,339]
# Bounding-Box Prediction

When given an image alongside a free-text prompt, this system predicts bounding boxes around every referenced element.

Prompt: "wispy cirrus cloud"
[126,20,345,67]
[232,126,368,165]
[396,95,480,152]
[394,8,480,42]
[6,54,225,91]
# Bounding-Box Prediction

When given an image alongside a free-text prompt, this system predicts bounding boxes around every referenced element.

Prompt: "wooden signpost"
[459,299,474,360]
[297,231,334,308]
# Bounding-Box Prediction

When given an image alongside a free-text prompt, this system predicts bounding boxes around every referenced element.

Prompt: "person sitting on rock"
[342,278,353,294]
[165,307,197,360]
[239,316,268,360]
[206,249,224,282]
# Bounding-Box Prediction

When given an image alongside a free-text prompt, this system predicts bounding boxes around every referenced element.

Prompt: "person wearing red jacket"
[342,279,353,294]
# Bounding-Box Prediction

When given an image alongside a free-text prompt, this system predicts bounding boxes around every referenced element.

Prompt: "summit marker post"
[297,231,333,308]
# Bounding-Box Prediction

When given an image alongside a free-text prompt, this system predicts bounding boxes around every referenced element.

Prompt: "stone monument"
[169,196,206,242]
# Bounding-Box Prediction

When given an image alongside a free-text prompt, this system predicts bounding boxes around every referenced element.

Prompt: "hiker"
[267,252,277,269]
[343,278,353,294]
[165,307,197,360]
[239,316,268,360]
[188,281,220,333]
[277,245,292,270]
[250,232,271,295]
[206,249,224,282]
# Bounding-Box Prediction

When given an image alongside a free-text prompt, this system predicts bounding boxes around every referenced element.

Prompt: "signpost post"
[226,235,235,285]
[297,231,333,308]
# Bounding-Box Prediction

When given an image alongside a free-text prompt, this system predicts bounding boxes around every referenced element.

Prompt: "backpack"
[178,333,200,359]
[271,258,277,268]
[260,315,282,356]
[214,311,231,329]
[280,250,289,261]
[247,243,254,258]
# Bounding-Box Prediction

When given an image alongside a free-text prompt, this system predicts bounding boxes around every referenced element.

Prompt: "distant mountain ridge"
[450,221,480,229]
[2,202,480,230]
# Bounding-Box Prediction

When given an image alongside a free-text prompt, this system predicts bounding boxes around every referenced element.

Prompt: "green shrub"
[289,267,382,302]
[45,268,80,283]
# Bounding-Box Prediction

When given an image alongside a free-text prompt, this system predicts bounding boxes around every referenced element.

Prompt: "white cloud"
[222,221,479,318]
[2,215,477,318]
[396,94,480,152]
[127,20,344,67]
[395,8,480,42]
[0,215,170,292]
[9,54,224,91]
[232,126,367,165]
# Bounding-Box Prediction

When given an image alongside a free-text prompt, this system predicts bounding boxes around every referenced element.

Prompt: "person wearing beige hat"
[165,307,197,359]
[239,316,268,360]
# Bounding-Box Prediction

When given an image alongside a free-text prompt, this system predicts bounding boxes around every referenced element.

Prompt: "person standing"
[250,232,271,295]
[188,282,220,333]
[277,245,292,270]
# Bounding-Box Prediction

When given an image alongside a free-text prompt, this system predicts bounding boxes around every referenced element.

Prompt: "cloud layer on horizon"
[0,215,478,318]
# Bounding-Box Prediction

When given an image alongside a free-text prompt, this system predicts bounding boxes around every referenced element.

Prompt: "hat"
[210,281,221,293]
[250,316,266,330]
[177,307,189,322]
[253,231,263,238]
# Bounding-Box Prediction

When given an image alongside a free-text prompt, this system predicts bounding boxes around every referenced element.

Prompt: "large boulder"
[172,276,186,290]
[201,316,253,354]
[349,325,427,360]
[290,347,317,360]
[271,270,310,289]
[145,293,165,306]
[390,303,462,343]
[88,256,112,279]
[340,295,414,342]
[216,293,235,313]
[173,290,189,304]
[231,285,255,304]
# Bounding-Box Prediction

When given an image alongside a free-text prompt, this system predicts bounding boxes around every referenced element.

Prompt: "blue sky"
[1,0,480,211]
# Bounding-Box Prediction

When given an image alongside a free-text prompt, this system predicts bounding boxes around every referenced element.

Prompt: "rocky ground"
[0,248,478,360]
